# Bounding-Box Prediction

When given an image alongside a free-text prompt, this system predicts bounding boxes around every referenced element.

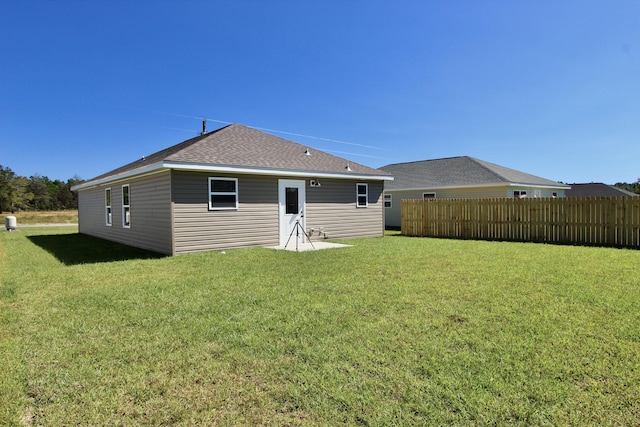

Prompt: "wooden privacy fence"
[401,197,640,248]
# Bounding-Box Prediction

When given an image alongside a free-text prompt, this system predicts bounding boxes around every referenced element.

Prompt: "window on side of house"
[423,192,436,200]
[209,177,238,210]
[105,187,112,226]
[384,193,392,208]
[356,183,368,208]
[514,190,527,198]
[122,184,131,228]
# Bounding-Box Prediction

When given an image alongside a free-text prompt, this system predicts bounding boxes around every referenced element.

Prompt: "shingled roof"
[565,183,639,197]
[380,156,567,190]
[74,124,391,190]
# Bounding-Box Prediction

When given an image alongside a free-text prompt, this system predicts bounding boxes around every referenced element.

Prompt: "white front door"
[278,179,306,246]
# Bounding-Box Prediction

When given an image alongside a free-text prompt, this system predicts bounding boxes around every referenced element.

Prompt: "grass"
[2,210,78,225]
[1,227,639,425]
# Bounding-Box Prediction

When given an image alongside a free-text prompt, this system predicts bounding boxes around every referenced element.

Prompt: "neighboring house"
[566,183,640,197]
[379,156,569,228]
[72,124,393,255]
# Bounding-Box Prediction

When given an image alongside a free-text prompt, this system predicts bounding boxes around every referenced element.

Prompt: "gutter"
[72,161,393,191]
[385,182,570,192]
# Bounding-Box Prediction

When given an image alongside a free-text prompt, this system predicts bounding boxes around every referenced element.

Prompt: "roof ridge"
[382,155,467,168]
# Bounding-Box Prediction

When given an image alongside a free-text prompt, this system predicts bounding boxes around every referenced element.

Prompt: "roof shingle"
[380,156,566,190]
[82,124,391,185]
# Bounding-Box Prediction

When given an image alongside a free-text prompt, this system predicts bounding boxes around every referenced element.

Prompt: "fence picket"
[401,197,640,248]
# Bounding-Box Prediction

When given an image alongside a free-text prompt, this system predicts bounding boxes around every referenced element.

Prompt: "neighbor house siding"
[172,171,279,254]
[77,171,173,254]
[384,186,566,228]
[306,179,384,240]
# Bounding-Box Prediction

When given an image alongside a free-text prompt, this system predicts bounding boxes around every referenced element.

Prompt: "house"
[565,183,639,197]
[379,156,569,228]
[71,124,393,255]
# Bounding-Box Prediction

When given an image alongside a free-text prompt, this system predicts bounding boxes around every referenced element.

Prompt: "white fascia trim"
[386,182,570,192]
[71,161,393,191]
[164,161,394,181]
[507,182,571,190]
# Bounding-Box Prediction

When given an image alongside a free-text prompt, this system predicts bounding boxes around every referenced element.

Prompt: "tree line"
[0,165,83,213]
[614,180,640,195]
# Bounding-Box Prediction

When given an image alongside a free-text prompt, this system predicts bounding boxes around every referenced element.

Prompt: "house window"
[552,192,558,198]
[423,193,436,200]
[122,184,130,228]
[514,190,527,198]
[105,188,112,226]
[384,193,392,208]
[209,177,238,210]
[356,183,368,208]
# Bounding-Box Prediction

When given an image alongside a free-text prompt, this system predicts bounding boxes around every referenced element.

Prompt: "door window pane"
[286,187,298,214]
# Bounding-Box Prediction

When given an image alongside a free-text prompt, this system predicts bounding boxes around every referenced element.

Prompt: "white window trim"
[105,187,112,226]
[356,183,368,208]
[208,177,239,210]
[423,192,436,199]
[384,193,392,208]
[122,184,131,228]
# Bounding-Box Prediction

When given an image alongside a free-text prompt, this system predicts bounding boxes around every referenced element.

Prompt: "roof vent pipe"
[202,119,207,135]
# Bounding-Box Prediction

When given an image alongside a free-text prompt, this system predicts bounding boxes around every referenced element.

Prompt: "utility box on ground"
[5,216,16,231]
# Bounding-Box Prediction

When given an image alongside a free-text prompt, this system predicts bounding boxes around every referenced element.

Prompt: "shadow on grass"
[28,233,166,265]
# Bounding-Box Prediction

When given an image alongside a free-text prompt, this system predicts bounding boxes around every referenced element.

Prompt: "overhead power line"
[100,104,385,151]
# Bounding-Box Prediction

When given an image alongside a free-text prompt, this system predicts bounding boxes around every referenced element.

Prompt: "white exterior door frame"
[278,179,306,246]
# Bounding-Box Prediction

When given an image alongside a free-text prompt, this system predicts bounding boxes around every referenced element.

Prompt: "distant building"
[380,156,569,228]
[566,183,639,197]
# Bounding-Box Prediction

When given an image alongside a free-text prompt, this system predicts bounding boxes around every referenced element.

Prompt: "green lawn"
[1,227,639,425]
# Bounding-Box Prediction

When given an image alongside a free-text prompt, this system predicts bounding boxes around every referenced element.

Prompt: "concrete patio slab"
[271,241,351,252]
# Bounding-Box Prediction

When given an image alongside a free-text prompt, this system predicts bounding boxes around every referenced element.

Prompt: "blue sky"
[1,1,638,184]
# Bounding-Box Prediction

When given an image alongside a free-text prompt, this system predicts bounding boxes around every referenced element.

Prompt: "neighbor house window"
[384,193,392,208]
[423,193,436,199]
[356,183,368,208]
[105,188,112,226]
[514,190,527,198]
[122,184,130,228]
[209,177,238,210]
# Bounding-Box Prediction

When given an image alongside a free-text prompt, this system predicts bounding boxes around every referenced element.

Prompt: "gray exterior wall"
[172,171,385,254]
[77,171,173,254]
[78,169,386,255]
[384,186,566,228]
[172,171,280,254]
[306,179,384,240]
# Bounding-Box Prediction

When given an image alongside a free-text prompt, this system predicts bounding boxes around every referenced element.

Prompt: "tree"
[614,179,640,195]
[0,165,16,212]
[28,174,52,210]
[0,166,33,213]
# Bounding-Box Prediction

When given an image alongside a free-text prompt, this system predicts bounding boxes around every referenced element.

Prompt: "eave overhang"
[71,161,393,191]
[384,181,570,193]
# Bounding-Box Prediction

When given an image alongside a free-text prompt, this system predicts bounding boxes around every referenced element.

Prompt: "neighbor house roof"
[73,124,392,191]
[380,156,568,191]
[565,183,639,197]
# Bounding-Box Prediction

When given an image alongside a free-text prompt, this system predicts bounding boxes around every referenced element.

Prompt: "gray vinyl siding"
[384,186,566,227]
[79,170,386,255]
[306,179,384,240]
[172,171,279,254]
[77,171,173,254]
[172,172,385,254]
